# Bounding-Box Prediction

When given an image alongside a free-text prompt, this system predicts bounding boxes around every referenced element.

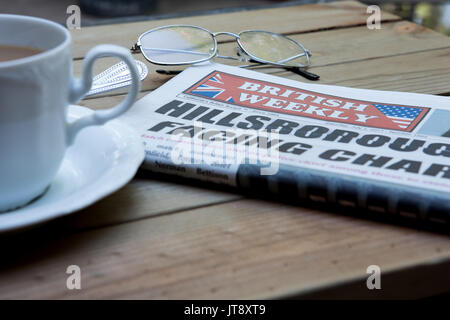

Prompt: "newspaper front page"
[122,63,450,210]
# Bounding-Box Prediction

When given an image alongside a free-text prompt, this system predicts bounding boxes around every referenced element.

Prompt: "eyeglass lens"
[238,31,309,67]
[140,26,216,64]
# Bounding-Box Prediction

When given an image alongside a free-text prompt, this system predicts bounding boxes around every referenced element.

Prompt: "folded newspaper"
[122,63,450,223]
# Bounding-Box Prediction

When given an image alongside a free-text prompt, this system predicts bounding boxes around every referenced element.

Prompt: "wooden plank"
[70,1,400,59]
[80,91,148,110]
[75,21,450,101]
[309,46,450,94]
[300,20,450,67]
[297,259,450,299]
[1,199,449,299]
[59,173,241,231]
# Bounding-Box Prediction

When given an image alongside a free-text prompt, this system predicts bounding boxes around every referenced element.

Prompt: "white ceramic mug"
[0,14,141,212]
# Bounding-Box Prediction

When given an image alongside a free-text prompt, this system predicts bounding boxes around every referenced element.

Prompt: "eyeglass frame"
[132,24,312,69]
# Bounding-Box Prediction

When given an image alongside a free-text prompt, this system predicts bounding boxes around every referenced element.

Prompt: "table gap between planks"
[1,0,450,299]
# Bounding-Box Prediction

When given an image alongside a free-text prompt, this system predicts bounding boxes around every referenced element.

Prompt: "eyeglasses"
[131,25,319,81]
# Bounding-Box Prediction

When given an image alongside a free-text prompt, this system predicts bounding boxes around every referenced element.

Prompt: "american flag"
[373,104,423,129]
[189,73,235,103]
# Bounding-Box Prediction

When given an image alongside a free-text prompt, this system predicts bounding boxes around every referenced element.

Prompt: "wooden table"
[1,0,450,299]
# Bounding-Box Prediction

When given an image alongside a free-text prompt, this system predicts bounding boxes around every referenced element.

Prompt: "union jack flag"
[189,73,235,103]
[373,104,423,129]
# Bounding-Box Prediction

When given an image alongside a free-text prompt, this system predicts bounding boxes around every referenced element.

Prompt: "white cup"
[0,14,141,212]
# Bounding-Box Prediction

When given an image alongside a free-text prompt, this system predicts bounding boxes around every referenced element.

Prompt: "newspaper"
[122,63,450,215]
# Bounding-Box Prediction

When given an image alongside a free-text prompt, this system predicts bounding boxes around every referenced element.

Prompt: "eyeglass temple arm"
[139,47,212,56]
[242,60,319,81]
[235,47,317,80]
[156,63,320,81]
[284,67,319,81]
[132,43,210,54]
[276,51,309,64]
[136,47,242,62]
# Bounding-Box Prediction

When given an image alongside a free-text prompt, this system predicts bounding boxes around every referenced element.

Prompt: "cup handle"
[67,44,140,145]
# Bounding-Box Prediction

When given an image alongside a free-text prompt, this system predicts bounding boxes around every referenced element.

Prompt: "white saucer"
[0,105,145,233]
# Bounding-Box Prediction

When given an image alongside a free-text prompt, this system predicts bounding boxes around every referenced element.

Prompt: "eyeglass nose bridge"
[212,31,240,39]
